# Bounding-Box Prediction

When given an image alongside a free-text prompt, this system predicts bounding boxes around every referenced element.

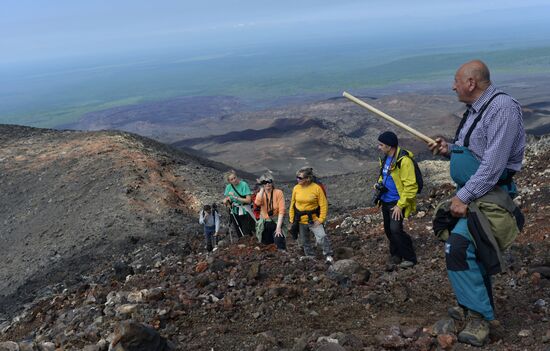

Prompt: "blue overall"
[447,146,515,320]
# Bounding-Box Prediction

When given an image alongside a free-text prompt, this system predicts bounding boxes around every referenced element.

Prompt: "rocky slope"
[0,126,549,351]
[0,125,239,317]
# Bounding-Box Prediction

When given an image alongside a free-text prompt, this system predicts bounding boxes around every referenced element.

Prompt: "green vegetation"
[1,45,550,127]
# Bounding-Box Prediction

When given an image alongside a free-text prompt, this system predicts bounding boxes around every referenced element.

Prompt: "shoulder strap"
[264,189,274,215]
[379,154,396,187]
[459,92,507,147]
[379,155,388,176]
[453,108,471,143]
[395,149,410,168]
[231,184,244,198]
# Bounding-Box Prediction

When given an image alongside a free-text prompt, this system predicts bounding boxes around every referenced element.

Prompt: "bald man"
[429,60,525,347]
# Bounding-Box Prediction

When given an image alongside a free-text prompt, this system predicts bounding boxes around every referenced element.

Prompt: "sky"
[2,0,550,127]
[3,0,550,65]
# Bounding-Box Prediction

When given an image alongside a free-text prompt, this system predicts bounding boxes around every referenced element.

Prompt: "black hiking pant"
[261,221,286,250]
[230,212,255,237]
[381,200,417,263]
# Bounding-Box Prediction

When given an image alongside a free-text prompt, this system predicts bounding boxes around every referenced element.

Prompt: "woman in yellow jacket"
[289,167,334,264]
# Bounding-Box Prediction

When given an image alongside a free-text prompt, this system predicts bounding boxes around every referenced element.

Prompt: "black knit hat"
[378,131,398,147]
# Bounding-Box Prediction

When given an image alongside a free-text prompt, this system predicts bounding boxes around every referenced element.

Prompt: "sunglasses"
[296,176,304,180]
[261,179,273,184]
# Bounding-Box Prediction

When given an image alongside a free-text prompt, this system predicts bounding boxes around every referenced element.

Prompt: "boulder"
[0,341,19,351]
[110,321,173,351]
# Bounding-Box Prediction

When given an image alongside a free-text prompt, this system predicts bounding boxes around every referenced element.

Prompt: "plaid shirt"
[451,84,525,203]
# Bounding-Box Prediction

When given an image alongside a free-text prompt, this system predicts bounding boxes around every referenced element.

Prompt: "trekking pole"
[343,92,437,146]
[230,210,245,237]
[226,207,235,244]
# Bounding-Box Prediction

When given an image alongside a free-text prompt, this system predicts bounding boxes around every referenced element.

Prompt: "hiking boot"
[389,255,402,265]
[458,312,490,347]
[398,260,415,268]
[325,255,334,264]
[448,306,466,321]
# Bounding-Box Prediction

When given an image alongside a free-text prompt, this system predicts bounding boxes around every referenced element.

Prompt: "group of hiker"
[198,59,525,347]
[211,167,335,263]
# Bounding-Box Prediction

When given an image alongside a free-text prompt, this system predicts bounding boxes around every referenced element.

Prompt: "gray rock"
[432,318,456,335]
[375,325,408,349]
[109,321,174,351]
[17,341,34,351]
[38,342,55,351]
[0,341,19,351]
[327,259,370,286]
[292,335,308,351]
[256,331,277,345]
[115,304,138,316]
[97,339,109,351]
[0,321,10,333]
[216,239,229,248]
[376,333,406,349]
[209,258,228,272]
[402,327,419,339]
[328,259,360,277]
[333,247,354,260]
[113,261,134,281]
[329,332,363,349]
[127,291,145,303]
[316,343,345,351]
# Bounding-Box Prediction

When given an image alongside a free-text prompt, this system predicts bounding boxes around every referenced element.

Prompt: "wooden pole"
[343,91,436,145]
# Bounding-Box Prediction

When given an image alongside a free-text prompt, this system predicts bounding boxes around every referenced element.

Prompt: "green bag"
[255,218,287,243]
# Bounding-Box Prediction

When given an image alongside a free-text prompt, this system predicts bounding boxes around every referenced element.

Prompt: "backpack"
[312,176,328,199]
[250,193,261,220]
[396,150,423,194]
[381,149,423,194]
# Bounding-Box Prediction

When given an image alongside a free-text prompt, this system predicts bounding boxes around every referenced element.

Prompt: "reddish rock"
[195,261,208,273]
[437,334,456,350]
[413,335,434,351]
[531,272,542,286]
[223,296,234,310]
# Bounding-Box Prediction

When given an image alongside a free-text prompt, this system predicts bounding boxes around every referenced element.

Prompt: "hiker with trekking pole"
[222,170,256,238]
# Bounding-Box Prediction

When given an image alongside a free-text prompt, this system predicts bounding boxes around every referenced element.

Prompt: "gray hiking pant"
[299,223,333,257]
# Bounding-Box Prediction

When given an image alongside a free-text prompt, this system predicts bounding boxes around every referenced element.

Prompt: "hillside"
[0,125,237,317]
[0,125,549,350]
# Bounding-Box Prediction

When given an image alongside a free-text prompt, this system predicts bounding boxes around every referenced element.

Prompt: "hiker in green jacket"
[222,170,255,237]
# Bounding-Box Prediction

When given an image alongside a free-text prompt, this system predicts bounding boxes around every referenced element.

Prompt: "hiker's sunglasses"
[261,179,273,184]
